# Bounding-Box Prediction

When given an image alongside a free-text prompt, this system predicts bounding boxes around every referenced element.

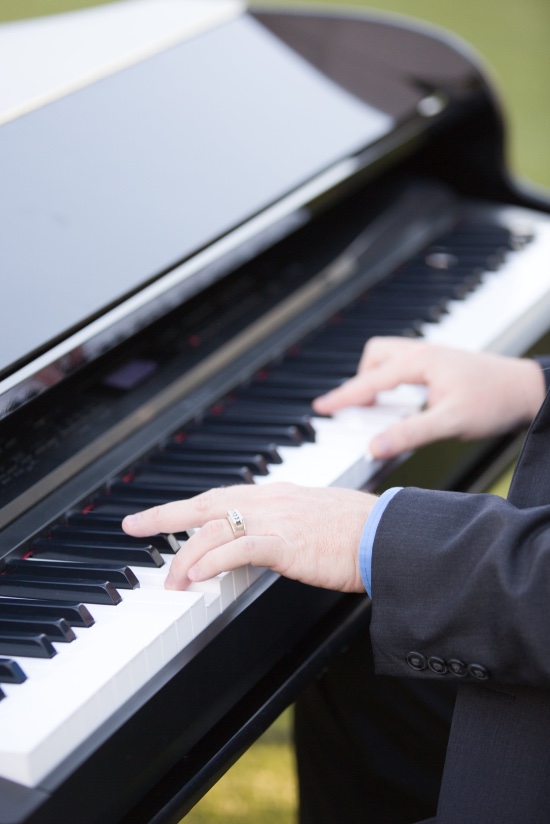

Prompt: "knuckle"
[240,536,257,563]
[267,481,295,503]
[201,518,225,540]
[150,505,165,528]
[193,488,218,515]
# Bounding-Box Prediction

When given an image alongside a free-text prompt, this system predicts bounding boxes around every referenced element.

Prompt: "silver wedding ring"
[226,509,246,539]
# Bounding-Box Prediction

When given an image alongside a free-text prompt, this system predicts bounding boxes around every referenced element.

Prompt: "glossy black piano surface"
[1,3,550,823]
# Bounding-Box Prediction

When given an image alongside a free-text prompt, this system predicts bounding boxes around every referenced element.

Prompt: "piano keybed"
[1,197,550,792]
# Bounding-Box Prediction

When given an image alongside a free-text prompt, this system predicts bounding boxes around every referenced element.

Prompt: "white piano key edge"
[29,568,279,792]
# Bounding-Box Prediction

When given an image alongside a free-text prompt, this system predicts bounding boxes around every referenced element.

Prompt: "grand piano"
[1,1,550,822]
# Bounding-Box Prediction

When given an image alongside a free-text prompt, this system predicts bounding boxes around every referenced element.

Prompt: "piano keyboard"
[1,201,550,788]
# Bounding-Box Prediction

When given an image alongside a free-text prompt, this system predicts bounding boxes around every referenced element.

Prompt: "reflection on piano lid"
[1,2,550,823]
[0,0,392,419]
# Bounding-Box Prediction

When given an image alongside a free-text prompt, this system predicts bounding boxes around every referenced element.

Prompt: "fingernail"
[372,434,394,459]
[187,564,200,581]
[123,513,140,528]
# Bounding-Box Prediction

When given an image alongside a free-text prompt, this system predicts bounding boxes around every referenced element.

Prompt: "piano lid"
[0,0,395,420]
[0,0,245,126]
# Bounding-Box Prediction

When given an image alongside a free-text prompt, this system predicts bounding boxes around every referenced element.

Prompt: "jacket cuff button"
[406,651,427,671]
[448,659,468,677]
[428,656,448,674]
[468,663,489,680]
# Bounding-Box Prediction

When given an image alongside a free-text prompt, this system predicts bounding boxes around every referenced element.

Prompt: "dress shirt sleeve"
[534,355,550,393]
[358,487,402,596]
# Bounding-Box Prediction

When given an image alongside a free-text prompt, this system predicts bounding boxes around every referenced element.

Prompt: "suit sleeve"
[369,487,550,688]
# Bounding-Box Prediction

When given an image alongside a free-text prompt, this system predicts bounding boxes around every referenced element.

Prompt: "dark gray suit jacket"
[371,358,550,823]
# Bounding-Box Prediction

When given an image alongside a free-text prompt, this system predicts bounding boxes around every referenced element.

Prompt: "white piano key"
[188,571,236,611]
[0,600,196,786]
[231,565,250,598]
[246,564,268,585]
[254,402,418,490]
[201,590,223,623]
[122,574,209,637]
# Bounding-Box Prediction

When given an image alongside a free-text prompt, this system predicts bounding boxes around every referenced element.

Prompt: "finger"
[313,373,378,413]
[122,487,247,537]
[357,335,411,372]
[370,405,455,458]
[314,353,428,414]
[122,499,202,538]
[165,517,237,589]
[314,337,434,415]
[184,535,280,586]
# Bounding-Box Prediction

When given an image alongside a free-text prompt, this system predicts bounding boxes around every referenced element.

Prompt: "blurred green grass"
[185,709,297,824]
[2,1,547,820]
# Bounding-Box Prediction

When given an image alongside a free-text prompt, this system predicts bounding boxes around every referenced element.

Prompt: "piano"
[1,1,550,821]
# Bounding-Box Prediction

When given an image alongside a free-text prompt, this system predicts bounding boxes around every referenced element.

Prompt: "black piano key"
[295,337,412,359]
[375,281,470,299]
[354,292,449,313]
[202,410,316,442]
[0,617,75,643]
[104,482,210,506]
[250,372,343,391]
[231,399,325,418]
[273,358,357,378]
[0,633,57,659]
[307,322,422,342]
[339,304,446,323]
[76,503,185,542]
[0,687,5,700]
[133,463,255,485]
[333,316,431,333]
[0,658,27,684]
[152,448,270,475]
[284,345,359,372]
[406,266,484,284]
[131,470,254,489]
[0,597,94,627]
[5,559,139,590]
[434,226,513,242]
[425,249,505,268]
[171,433,283,464]
[222,396,318,416]
[65,511,126,528]
[394,268,482,289]
[239,380,328,404]
[0,576,122,605]
[32,538,164,567]
[317,320,425,339]
[61,517,180,551]
[232,384,331,403]
[183,422,305,446]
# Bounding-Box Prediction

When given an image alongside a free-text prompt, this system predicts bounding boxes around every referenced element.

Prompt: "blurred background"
[3,0,549,821]
[2,0,550,189]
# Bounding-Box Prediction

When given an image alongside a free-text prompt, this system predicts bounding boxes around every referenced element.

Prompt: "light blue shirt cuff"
[359,487,403,597]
